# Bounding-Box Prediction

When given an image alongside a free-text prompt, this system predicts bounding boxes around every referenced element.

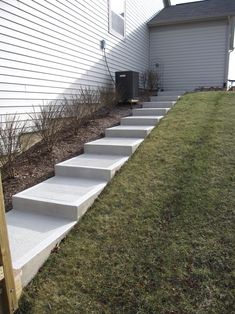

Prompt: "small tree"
[0,114,29,179]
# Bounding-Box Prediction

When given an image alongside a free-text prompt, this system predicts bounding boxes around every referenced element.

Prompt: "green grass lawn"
[18,92,235,314]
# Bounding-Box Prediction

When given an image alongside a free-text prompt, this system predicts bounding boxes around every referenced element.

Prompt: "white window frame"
[108,0,126,39]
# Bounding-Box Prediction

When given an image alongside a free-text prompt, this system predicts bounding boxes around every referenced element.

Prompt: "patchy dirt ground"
[3,104,139,211]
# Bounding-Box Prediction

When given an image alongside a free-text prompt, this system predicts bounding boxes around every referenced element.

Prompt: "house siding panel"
[0,0,163,119]
[150,20,228,91]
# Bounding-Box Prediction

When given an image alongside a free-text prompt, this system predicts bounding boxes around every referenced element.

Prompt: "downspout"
[226,16,235,89]
[163,0,171,7]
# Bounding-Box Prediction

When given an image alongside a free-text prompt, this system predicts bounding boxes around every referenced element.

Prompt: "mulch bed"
[3,104,139,211]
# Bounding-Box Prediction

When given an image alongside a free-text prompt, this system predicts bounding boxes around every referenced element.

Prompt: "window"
[109,0,126,38]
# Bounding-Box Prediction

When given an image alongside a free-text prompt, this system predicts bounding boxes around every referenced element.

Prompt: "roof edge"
[148,15,230,27]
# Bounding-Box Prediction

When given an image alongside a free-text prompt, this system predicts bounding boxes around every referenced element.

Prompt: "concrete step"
[84,137,143,156]
[158,91,185,96]
[142,101,175,108]
[150,95,180,102]
[7,104,163,290]
[105,125,154,138]
[6,103,165,291]
[55,154,128,181]
[132,108,170,116]
[13,176,107,220]
[121,116,163,126]
[7,210,76,286]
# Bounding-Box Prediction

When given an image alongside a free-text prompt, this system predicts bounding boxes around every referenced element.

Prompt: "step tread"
[13,176,107,206]
[151,94,180,96]
[85,137,144,146]
[151,96,180,101]
[132,108,169,117]
[105,125,154,139]
[56,154,128,170]
[134,108,170,111]
[142,101,175,103]
[122,115,163,119]
[153,95,180,97]
[142,101,175,105]
[106,125,155,131]
[7,210,76,269]
[142,102,176,108]
[158,91,185,96]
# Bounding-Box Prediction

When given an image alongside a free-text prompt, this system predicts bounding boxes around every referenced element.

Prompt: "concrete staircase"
[6,91,183,287]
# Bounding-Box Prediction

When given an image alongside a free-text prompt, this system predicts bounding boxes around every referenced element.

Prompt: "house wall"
[0,0,163,124]
[149,20,228,91]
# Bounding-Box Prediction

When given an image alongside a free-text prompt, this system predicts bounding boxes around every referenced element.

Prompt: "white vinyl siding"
[0,0,163,121]
[150,20,228,91]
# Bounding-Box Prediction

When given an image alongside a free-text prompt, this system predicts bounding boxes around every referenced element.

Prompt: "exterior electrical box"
[115,71,139,102]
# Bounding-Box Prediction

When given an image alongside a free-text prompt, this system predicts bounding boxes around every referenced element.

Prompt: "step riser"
[13,188,104,221]
[55,163,124,181]
[132,109,168,116]
[13,197,77,220]
[55,166,111,181]
[105,129,150,138]
[13,198,77,221]
[142,102,175,108]
[84,144,139,156]
[150,96,179,101]
[121,118,160,126]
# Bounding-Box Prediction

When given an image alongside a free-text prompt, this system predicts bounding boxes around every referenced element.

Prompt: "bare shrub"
[140,69,160,97]
[62,86,117,134]
[99,87,120,112]
[79,86,119,114]
[147,69,159,92]
[0,114,29,179]
[62,86,120,135]
[29,102,64,152]
[79,86,100,112]
[62,94,91,135]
